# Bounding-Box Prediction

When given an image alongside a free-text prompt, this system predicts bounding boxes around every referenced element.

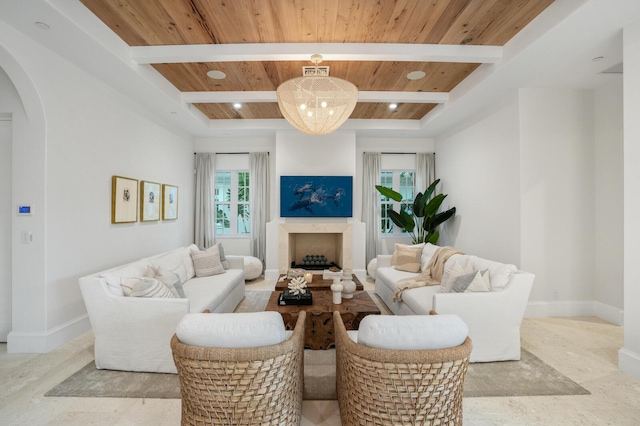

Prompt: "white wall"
[520,88,596,305]
[1,21,195,352]
[0,118,11,341]
[435,96,521,266]
[620,18,640,381]
[594,79,624,315]
[434,87,624,322]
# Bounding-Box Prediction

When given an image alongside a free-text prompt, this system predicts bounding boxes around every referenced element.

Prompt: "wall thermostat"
[17,205,33,215]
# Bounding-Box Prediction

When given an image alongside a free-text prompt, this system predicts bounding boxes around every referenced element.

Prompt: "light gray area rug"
[46,291,589,400]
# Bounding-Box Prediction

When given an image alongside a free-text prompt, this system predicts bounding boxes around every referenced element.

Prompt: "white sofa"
[79,245,245,374]
[375,244,534,363]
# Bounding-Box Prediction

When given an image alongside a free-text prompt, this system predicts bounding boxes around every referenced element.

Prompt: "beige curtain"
[250,152,269,267]
[416,152,435,192]
[362,152,382,266]
[194,153,215,248]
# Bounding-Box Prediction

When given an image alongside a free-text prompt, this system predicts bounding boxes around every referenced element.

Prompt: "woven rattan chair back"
[171,311,306,426]
[334,311,472,426]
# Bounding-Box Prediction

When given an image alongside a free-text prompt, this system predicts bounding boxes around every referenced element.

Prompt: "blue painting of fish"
[280,176,353,217]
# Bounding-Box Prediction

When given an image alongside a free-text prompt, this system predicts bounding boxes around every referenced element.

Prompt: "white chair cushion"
[356,314,468,350]
[175,311,287,348]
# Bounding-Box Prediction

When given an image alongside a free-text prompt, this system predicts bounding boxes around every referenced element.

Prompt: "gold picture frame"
[111,176,138,224]
[162,184,178,220]
[140,180,161,222]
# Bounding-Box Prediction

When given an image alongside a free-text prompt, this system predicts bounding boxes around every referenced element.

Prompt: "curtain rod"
[364,152,435,155]
[194,152,269,155]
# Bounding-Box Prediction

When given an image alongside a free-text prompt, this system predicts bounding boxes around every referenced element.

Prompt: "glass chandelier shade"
[276,70,358,136]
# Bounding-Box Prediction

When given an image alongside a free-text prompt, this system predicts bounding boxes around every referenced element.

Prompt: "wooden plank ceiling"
[80,0,554,122]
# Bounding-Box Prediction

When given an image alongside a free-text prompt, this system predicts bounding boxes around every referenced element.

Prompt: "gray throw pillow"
[214,243,230,270]
[452,271,477,293]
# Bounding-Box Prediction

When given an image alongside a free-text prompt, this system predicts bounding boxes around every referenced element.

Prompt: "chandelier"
[276,55,358,135]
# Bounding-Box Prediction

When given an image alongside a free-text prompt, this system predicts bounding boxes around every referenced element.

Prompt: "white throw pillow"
[154,266,185,298]
[120,277,175,298]
[100,259,151,296]
[357,314,468,350]
[191,247,225,277]
[440,257,474,293]
[175,312,287,348]
[420,243,440,272]
[150,251,188,284]
[465,269,491,293]
[466,256,517,290]
[179,247,196,280]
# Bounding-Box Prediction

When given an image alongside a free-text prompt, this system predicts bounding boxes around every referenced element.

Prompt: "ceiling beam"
[181,91,448,104]
[131,43,502,65]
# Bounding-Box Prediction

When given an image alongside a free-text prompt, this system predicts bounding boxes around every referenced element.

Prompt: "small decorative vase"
[331,277,343,304]
[341,270,356,299]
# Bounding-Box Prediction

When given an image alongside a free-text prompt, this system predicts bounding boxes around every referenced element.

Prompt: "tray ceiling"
[79,0,555,124]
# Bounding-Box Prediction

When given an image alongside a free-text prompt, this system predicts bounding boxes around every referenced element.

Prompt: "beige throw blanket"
[392,246,464,302]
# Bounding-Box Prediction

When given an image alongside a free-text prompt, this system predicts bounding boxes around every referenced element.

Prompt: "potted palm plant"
[375,178,456,244]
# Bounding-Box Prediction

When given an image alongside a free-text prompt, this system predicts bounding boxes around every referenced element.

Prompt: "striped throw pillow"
[191,247,225,277]
[121,277,175,298]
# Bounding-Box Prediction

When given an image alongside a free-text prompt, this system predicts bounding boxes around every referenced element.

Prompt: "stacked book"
[323,269,343,280]
[278,289,313,306]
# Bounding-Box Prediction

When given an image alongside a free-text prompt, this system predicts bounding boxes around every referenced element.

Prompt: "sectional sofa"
[79,245,245,373]
[374,243,534,362]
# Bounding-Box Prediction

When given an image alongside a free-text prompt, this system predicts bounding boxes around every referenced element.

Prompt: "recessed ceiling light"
[207,70,227,79]
[406,70,426,80]
[389,103,398,110]
[35,21,50,30]
[233,103,242,109]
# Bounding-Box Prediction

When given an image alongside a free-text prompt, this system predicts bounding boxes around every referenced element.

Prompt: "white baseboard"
[265,269,280,280]
[0,320,10,342]
[7,314,91,353]
[525,300,623,325]
[619,348,640,381]
[594,301,624,326]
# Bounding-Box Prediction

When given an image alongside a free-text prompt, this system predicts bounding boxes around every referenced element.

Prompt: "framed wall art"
[280,175,353,218]
[162,184,178,220]
[111,175,138,224]
[140,180,161,222]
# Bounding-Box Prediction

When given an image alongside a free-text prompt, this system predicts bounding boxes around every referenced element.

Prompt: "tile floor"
[1,280,639,425]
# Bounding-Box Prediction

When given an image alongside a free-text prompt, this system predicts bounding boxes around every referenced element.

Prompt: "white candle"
[304,272,313,283]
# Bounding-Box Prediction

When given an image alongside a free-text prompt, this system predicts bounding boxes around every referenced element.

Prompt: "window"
[380,170,415,235]
[215,171,250,236]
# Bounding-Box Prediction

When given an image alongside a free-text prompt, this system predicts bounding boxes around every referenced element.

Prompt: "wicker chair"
[170,311,306,426]
[334,311,472,426]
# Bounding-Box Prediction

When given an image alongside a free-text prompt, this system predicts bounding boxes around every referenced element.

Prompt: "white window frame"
[380,169,416,236]
[215,169,250,238]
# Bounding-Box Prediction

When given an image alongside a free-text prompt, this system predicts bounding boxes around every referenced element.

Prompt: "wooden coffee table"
[265,290,380,350]
[275,275,364,292]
